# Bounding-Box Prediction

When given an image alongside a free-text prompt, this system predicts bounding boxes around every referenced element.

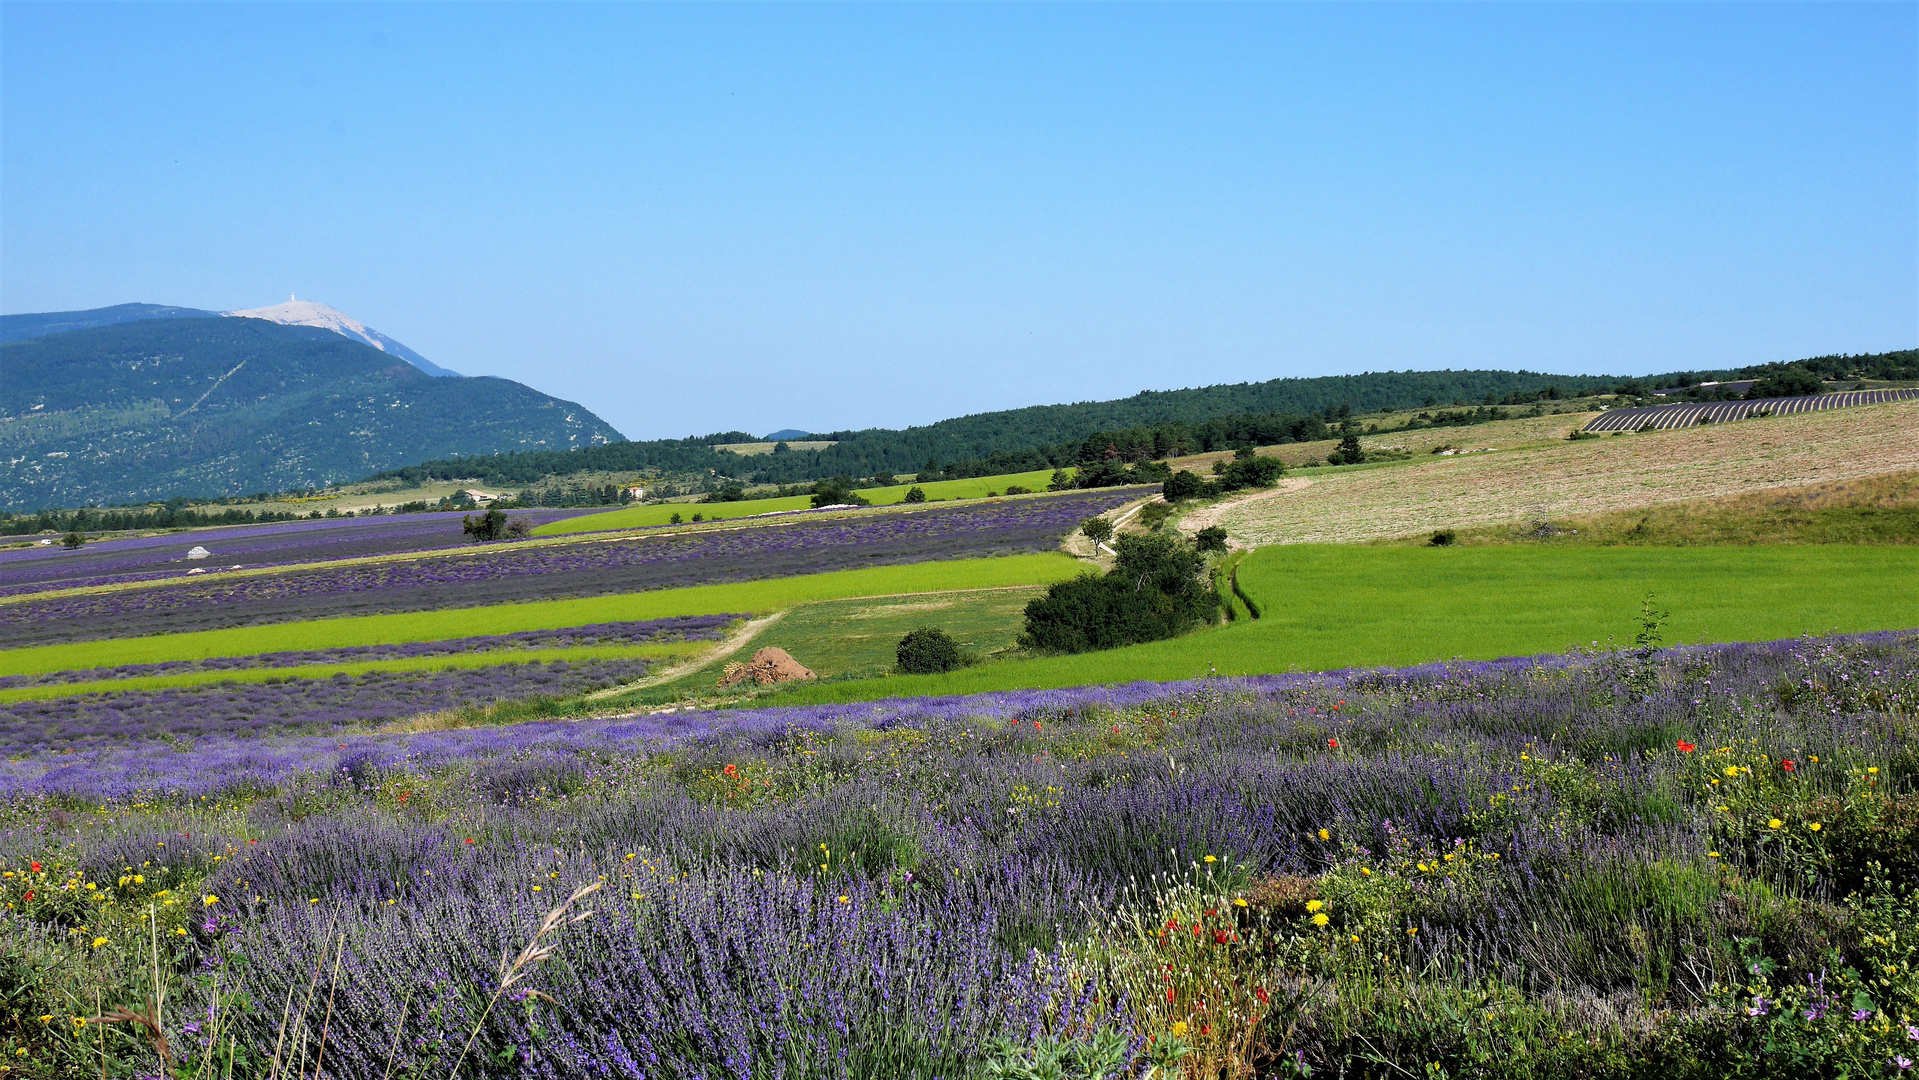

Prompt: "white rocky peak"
[228,299,382,349]
[225,297,459,377]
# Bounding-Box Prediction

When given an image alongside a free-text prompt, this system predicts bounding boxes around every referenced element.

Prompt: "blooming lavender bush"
[0,492,1136,646]
[0,632,1914,1078]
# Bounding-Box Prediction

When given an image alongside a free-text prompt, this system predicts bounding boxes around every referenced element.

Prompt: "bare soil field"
[1193,399,1919,545]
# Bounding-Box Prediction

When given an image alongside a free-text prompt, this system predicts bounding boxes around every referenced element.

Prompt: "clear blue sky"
[3,3,1913,440]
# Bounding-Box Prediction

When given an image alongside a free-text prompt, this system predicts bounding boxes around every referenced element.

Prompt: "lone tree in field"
[1213,448,1287,490]
[1327,435,1366,466]
[1021,532,1218,654]
[903,486,927,503]
[1194,526,1228,554]
[896,627,962,674]
[1080,516,1114,544]
[1162,469,1211,501]
[810,477,871,509]
[463,509,512,542]
[61,532,85,550]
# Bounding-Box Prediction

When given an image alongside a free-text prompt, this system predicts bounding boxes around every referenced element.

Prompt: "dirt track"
[1202,400,1919,545]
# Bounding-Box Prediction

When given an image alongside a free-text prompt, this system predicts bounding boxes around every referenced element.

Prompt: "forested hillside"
[379,350,1913,490]
[381,367,1660,488]
[1,318,621,509]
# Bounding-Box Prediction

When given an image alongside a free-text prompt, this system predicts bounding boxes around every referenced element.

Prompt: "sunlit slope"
[1198,400,1919,545]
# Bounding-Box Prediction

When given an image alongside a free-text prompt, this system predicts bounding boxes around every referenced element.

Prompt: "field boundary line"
[582,612,787,700]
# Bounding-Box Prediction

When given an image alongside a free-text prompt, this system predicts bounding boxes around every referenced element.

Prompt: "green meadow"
[0,553,1085,676]
[730,544,1919,707]
[532,468,1071,535]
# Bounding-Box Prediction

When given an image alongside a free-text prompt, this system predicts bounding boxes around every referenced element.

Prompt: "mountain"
[0,303,219,343]
[226,299,460,377]
[0,317,621,509]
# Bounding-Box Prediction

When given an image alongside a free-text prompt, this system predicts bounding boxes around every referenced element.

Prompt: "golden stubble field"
[1193,400,1919,544]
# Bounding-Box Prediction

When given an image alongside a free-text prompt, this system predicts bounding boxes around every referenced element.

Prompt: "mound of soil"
[717,647,816,688]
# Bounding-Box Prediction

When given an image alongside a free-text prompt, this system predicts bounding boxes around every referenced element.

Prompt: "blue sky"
[3,3,1913,440]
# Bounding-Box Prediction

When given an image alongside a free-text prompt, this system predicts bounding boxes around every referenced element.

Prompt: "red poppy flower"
[1328,738,1340,750]
[1781,760,1795,772]
[1213,930,1233,945]
[1166,987,1176,1002]
[464,838,475,845]
[1676,741,1696,753]
[23,891,32,902]
[1255,987,1270,1003]
[29,862,40,873]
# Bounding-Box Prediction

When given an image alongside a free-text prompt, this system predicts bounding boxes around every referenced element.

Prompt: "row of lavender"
[0,658,670,750]
[0,508,603,597]
[0,614,735,689]
[0,491,1136,646]
[4,633,1913,1077]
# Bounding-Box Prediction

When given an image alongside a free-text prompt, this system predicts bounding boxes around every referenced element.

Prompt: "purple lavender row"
[0,490,1139,646]
[0,614,737,689]
[5,629,1909,801]
[0,508,605,597]
[0,657,660,751]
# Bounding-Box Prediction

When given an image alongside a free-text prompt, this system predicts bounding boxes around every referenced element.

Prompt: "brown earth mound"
[717,647,816,688]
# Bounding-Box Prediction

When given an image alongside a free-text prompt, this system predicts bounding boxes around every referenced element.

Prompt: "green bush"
[1746,367,1823,399]
[1194,526,1228,554]
[1213,449,1286,490]
[903,486,927,503]
[1162,469,1212,501]
[1326,435,1366,466]
[1430,529,1456,547]
[1080,517,1114,543]
[896,627,962,674]
[811,477,872,508]
[1021,533,1218,653]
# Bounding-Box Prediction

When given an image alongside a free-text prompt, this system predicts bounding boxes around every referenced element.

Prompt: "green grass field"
[0,553,1086,677]
[734,544,1919,707]
[532,469,1071,535]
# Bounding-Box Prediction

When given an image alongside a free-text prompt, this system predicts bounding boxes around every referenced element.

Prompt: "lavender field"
[2,633,1914,1078]
[0,492,1135,646]
[0,510,604,598]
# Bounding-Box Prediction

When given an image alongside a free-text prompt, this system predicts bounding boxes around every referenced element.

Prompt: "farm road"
[1207,400,1919,545]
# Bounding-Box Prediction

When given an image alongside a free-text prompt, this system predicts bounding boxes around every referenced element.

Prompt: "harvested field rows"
[1199,399,1919,545]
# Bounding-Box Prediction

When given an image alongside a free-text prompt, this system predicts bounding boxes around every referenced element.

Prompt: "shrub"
[1080,517,1114,543]
[1021,533,1218,653]
[60,532,84,550]
[669,511,683,524]
[896,627,962,674]
[1326,435,1366,466]
[1194,526,1228,554]
[1162,470,1211,501]
[811,477,872,508]
[903,486,927,503]
[1747,367,1823,399]
[1003,485,1032,496]
[1213,449,1286,491]
[461,509,511,541]
[1429,530,1456,547]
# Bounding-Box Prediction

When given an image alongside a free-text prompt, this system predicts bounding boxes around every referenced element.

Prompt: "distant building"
[625,486,646,501]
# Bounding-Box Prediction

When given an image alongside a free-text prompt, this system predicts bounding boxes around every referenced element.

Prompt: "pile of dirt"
[717,647,816,688]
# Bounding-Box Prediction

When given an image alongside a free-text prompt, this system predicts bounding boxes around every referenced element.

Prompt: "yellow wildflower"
[1305,900,1324,913]
[1312,913,1330,927]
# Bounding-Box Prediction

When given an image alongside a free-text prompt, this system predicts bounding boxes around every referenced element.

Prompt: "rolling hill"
[0,317,622,509]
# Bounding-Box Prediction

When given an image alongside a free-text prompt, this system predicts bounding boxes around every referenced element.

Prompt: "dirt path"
[583,611,787,700]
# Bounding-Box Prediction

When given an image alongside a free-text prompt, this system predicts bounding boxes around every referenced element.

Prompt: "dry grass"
[1196,400,1919,545]
[1163,412,1595,475]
